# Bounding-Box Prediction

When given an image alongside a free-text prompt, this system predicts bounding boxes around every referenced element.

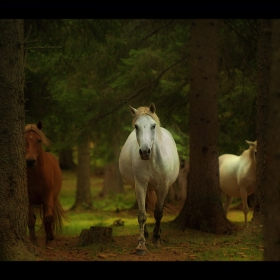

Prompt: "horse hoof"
[136,243,147,255]
[49,234,55,241]
[46,234,55,244]
[136,248,147,256]
[30,238,37,246]
[152,239,161,247]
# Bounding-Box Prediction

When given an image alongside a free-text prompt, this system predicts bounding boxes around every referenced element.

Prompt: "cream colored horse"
[119,103,179,255]
[219,140,257,227]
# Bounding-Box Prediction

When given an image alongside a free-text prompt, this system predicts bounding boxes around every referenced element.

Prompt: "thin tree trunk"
[252,19,271,228]
[70,139,92,211]
[101,134,124,197]
[59,148,76,170]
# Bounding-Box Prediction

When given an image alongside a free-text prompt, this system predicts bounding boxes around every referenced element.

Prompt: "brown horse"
[25,121,66,245]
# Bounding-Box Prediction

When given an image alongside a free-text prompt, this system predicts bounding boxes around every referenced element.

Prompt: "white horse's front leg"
[135,183,148,255]
[240,188,249,228]
[224,195,233,217]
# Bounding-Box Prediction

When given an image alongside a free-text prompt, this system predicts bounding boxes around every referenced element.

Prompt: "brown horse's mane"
[25,124,50,147]
[132,106,161,127]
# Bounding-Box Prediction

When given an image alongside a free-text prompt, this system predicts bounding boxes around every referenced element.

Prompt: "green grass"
[58,170,141,237]
[59,170,179,237]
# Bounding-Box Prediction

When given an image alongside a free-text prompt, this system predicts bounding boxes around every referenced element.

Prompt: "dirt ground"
[33,232,192,262]
[32,204,193,261]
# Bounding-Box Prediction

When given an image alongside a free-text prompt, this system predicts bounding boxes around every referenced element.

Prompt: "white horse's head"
[245,140,257,160]
[129,103,160,160]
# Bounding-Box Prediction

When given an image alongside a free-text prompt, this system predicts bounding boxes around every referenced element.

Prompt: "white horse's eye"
[134,124,138,130]
[151,124,156,130]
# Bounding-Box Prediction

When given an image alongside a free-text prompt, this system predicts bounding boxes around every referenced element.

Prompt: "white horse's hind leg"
[224,195,233,217]
[240,189,249,227]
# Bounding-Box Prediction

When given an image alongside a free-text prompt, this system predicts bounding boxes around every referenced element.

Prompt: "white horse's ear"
[245,140,254,146]
[129,105,137,116]
[149,103,156,114]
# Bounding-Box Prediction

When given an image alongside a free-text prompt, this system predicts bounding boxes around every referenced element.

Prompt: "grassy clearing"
[35,170,264,261]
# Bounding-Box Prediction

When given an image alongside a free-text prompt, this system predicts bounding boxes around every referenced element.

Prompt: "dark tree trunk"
[59,148,76,170]
[251,19,271,228]
[70,139,93,211]
[177,160,189,201]
[264,19,280,261]
[0,19,35,260]
[174,19,234,234]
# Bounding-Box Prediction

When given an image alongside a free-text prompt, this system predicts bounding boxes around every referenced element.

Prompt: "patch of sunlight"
[227,210,253,224]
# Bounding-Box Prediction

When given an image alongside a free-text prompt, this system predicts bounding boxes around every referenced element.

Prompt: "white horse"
[119,103,180,255]
[219,140,257,227]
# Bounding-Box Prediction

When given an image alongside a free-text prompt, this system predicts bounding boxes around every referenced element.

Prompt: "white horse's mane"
[131,106,161,127]
[240,141,257,161]
[132,106,163,142]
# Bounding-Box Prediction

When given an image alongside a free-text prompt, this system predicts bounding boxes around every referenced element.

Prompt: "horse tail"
[52,198,69,235]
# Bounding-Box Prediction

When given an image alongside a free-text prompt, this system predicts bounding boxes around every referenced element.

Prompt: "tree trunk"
[177,160,189,201]
[102,161,124,196]
[264,19,280,261]
[101,135,124,197]
[174,19,234,234]
[251,19,271,228]
[0,19,35,260]
[70,139,92,211]
[59,148,76,170]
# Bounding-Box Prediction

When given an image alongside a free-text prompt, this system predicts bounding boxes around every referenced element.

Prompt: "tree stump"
[78,226,113,246]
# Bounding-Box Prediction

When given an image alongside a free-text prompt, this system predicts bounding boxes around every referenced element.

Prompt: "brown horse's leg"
[43,202,55,245]
[28,204,37,245]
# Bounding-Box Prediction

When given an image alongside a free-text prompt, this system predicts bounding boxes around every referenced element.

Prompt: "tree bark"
[251,19,271,228]
[174,19,234,234]
[70,138,93,211]
[102,160,124,196]
[264,19,280,261]
[59,148,76,170]
[0,19,35,260]
[101,134,124,197]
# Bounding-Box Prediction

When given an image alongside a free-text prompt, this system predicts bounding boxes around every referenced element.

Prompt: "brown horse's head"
[25,121,50,168]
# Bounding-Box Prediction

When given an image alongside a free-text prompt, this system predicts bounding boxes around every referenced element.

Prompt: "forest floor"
[33,203,191,261]
[30,203,262,262]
